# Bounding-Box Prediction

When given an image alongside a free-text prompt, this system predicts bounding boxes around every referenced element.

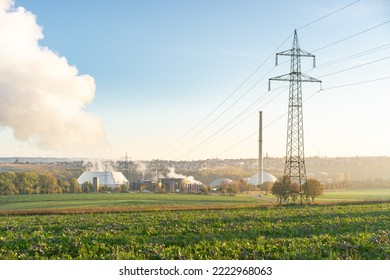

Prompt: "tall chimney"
[258,111,263,185]
[93,176,100,192]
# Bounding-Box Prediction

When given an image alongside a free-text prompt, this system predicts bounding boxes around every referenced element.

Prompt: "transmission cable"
[323,76,390,91]
[317,56,390,79]
[174,86,286,159]
[148,34,293,158]
[176,42,390,158]
[208,19,390,158]
[212,76,390,158]
[297,0,361,31]
[312,43,390,70]
[150,1,377,159]
[312,20,390,53]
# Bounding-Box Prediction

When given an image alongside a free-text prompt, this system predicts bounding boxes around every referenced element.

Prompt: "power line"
[177,84,289,157]
[297,0,361,30]
[151,3,384,160]
[317,56,390,79]
[175,51,390,159]
[208,90,319,158]
[212,75,389,158]
[177,44,390,158]
[174,85,287,159]
[312,20,390,53]
[148,34,293,158]
[212,109,289,159]
[312,43,390,70]
[180,43,390,158]
[207,21,390,159]
[173,66,279,159]
[153,2,367,159]
[323,76,390,90]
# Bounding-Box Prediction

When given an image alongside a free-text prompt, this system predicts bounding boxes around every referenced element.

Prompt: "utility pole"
[269,30,321,204]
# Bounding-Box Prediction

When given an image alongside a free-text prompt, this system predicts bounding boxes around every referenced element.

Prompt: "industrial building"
[160,177,204,193]
[77,171,128,191]
[131,179,154,192]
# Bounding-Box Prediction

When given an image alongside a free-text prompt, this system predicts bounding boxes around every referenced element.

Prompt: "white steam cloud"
[0,1,109,155]
[166,167,203,185]
[85,159,115,172]
[136,161,147,179]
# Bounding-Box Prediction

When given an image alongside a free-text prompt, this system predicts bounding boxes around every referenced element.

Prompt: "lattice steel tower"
[269,30,321,204]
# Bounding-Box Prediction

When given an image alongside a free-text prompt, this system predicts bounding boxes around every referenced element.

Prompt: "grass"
[0,202,389,259]
[1,189,390,214]
[0,191,389,259]
[320,189,390,202]
[0,193,269,214]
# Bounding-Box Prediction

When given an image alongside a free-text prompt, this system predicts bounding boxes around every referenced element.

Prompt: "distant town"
[1,156,389,190]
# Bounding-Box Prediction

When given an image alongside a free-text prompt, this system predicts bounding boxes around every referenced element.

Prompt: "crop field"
[1,189,390,214]
[0,193,269,214]
[0,202,389,260]
[320,189,390,201]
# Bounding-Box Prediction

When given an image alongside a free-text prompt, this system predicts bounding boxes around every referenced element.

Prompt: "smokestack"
[93,177,99,192]
[257,111,263,185]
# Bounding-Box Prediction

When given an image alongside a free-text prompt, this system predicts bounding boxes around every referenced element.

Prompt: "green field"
[0,202,389,260]
[321,189,390,201]
[0,193,269,213]
[0,191,389,260]
[1,189,390,214]
[260,189,390,204]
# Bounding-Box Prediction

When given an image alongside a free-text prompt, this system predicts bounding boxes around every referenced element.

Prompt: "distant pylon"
[269,30,321,204]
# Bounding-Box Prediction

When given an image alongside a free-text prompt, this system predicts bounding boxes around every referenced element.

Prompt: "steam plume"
[166,167,203,184]
[0,1,109,156]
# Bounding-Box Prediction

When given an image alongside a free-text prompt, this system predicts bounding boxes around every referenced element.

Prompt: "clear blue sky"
[1,0,390,160]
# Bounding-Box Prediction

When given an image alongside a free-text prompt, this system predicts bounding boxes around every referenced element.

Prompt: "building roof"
[77,171,128,187]
[247,172,277,185]
[209,178,234,187]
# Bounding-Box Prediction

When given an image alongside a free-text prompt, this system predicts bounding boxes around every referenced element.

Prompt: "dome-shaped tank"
[209,178,234,188]
[247,172,277,185]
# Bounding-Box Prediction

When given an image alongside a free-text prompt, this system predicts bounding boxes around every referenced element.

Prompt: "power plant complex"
[77,171,129,190]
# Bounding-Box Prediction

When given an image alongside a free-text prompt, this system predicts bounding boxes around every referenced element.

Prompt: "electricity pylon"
[269,30,321,204]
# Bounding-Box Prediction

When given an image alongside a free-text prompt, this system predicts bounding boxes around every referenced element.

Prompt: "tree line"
[0,171,81,195]
[324,178,390,190]
[259,177,324,204]
[0,169,326,202]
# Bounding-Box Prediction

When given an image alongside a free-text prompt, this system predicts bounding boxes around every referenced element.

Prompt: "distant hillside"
[1,156,389,184]
[137,156,390,184]
[0,157,83,164]
[305,156,390,181]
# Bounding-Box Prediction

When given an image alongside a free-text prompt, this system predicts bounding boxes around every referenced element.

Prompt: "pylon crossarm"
[276,48,314,57]
[269,73,292,82]
[276,49,294,56]
[268,73,321,90]
[269,73,320,83]
[268,74,292,90]
[275,50,293,65]
[275,50,301,66]
[297,49,315,58]
[300,73,322,83]
[276,49,315,66]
